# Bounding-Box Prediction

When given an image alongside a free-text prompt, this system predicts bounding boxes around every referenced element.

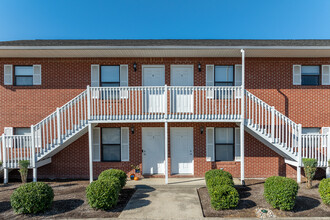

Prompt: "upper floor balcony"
[88,86,243,122]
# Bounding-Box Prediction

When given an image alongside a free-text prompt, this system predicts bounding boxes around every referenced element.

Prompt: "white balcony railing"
[89,86,242,121]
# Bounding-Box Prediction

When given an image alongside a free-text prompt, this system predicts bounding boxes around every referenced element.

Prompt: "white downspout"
[165,121,169,184]
[240,49,245,186]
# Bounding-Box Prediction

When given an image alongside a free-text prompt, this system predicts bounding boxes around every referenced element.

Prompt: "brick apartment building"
[0,40,329,184]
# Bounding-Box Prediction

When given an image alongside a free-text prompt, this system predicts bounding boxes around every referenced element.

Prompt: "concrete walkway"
[120,178,206,219]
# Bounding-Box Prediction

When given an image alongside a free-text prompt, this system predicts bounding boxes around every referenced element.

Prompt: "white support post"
[326,129,330,178]
[297,124,302,183]
[164,84,168,119]
[31,125,37,182]
[88,123,94,183]
[87,85,91,121]
[240,49,245,185]
[2,135,8,184]
[165,121,168,184]
[56,108,61,145]
[271,106,275,142]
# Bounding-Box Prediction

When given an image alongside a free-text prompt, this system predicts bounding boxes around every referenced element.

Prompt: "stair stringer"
[244,123,298,161]
[37,125,88,162]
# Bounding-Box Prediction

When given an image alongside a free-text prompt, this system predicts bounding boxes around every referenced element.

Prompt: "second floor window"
[215,66,234,86]
[15,66,33,86]
[100,66,120,87]
[301,66,320,86]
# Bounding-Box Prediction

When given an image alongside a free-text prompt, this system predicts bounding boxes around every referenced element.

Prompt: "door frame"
[142,127,165,175]
[142,65,165,86]
[170,127,194,175]
[170,65,194,86]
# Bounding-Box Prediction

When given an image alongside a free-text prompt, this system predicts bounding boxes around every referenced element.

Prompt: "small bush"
[209,184,239,210]
[205,169,233,183]
[319,178,330,205]
[303,158,318,189]
[98,169,127,188]
[206,176,234,190]
[264,176,299,210]
[10,182,54,214]
[86,180,120,210]
[19,160,30,183]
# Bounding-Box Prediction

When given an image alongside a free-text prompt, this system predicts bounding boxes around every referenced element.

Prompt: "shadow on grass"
[34,199,85,217]
[121,185,154,211]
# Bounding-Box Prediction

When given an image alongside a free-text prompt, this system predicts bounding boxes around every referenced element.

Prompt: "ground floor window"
[215,127,234,161]
[101,128,121,162]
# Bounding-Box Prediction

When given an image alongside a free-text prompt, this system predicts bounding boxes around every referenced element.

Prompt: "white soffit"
[0,48,330,57]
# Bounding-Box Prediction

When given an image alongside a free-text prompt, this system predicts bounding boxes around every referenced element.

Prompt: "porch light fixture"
[131,127,135,134]
[133,63,137,72]
[198,63,202,72]
[200,127,204,134]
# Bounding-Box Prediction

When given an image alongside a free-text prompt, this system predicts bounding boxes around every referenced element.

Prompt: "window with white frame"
[302,127,321,134]
[301,66,320,86]
[14,66,33,86]
[14,127,31,135]
[215,128,234,161]
[101,128,121,162]
[214,66,234,86]
[100,66,120,87]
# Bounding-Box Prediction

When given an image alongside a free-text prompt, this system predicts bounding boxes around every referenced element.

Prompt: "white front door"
[142,127,165,175]
[171,65,194,113]
[142,65,165,113]
[170,127,194,174]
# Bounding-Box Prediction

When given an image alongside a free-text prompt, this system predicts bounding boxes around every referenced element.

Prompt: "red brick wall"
[1,57,329,179]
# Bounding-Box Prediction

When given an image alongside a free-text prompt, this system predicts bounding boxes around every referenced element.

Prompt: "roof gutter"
[2,46,330,50]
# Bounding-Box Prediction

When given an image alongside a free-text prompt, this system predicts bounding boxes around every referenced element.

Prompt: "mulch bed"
[198,179,330,218]
[0,180,135,219]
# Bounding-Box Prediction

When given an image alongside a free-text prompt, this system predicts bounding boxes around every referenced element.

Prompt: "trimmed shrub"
[302,158,318,189]
[209,184,239,210]
[264,176,299,210]
[206,176,234,190]
[205,169,233,183]
[10,182,54,214]
[319,178,330,205]
[98,169,127,188]
[86,180,120,210]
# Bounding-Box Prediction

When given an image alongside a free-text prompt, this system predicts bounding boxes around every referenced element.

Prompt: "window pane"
[302,128,320,134]
[215,128,234,143]
[302,66,320,75]
[302,76,319,85]
[215,66,233,82]
[102,128,120,144]
[14,128,31,135]
[216,144,234,161]
[102,144,121,161]
[15,66,33,76]
[100,82,120,87]
[101,66,120,83]
[16,76,33,86]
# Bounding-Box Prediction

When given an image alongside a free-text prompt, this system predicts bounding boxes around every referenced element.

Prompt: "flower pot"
[130,174,135,180]
[135,169,140,173]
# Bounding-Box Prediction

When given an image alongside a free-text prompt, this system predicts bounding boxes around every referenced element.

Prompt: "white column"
[88,123,94,183]
[2,134,8,184]
[297,124,302,183]
[87,85,91,121]
[240,49,245,185]
[31,125,37,182]
[165,121,168,184]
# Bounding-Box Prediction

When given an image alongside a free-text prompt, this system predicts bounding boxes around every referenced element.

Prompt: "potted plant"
[130,173,135,180]
[131,164,140,173]
[19,160,30,183]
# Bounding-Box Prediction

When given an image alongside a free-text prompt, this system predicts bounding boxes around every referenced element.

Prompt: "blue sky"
[0,0,329,41]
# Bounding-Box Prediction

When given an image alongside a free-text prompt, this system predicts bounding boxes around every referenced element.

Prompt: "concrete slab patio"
[120,178,242,219]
